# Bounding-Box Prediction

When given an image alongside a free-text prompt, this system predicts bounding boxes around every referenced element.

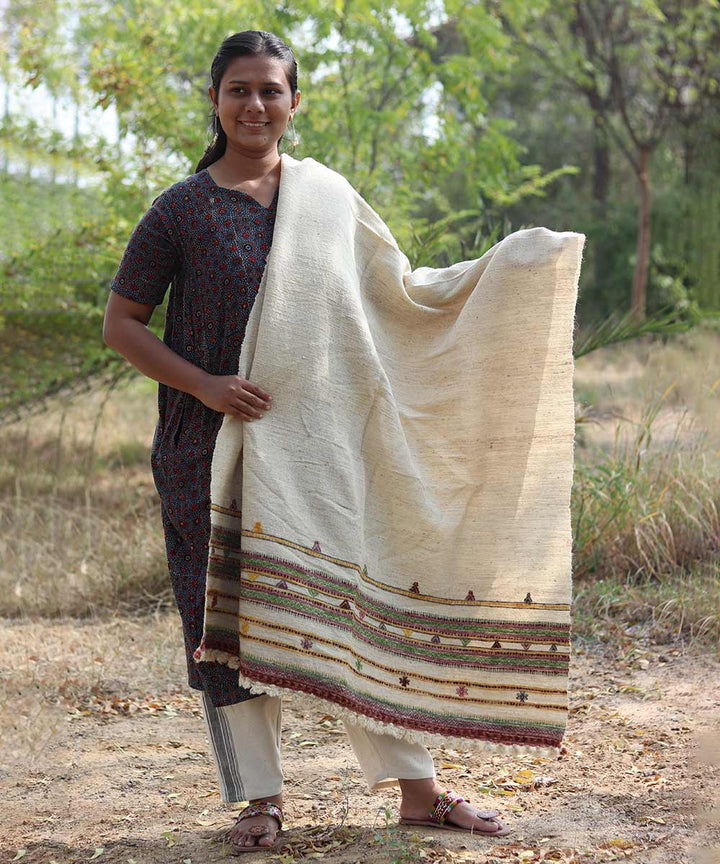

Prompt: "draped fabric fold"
[195,153,585,755]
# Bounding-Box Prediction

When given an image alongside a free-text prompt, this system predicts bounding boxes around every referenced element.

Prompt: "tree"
[490,0,720,318]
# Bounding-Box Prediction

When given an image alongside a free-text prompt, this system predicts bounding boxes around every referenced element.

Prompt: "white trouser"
[199,692,436,803]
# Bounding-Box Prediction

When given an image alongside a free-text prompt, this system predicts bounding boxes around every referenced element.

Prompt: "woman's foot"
[229,794,283,852]
[398,779,509,835]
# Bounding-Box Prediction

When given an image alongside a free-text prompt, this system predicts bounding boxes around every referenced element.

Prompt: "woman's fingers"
[225,404,260,422]
[241,379,272,405]
[226,392,268,419]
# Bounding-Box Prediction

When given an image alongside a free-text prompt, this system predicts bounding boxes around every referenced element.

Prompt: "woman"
[103,30,513,852]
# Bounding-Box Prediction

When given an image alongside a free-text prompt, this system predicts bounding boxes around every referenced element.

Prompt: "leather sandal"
[399,789,510,835]
[229,800,284,854]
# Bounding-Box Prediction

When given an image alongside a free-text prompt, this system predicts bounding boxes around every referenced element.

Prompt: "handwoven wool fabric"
[194,153,585,755]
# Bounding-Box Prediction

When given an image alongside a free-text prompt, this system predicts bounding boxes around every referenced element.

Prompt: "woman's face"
[209,55,300,156]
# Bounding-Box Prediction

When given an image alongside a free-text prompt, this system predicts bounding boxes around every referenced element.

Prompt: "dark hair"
[195,30,298,173]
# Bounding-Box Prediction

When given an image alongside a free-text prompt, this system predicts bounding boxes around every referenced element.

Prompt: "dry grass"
[0,373,171,618]
[573,326,720,650]
[1,334,719,652]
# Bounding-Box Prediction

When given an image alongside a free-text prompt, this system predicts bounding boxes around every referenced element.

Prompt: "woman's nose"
[245,91,265,110]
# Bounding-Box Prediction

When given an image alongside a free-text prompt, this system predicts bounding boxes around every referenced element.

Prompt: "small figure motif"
[276,579,289,590]
[399,675,410,688]
[339,599,352,610]
[355,658,363,672]
[230,499,238,511]
[516,691,529,703]
[550,644,558,652]
[521,642,531,650]
[456,685,468,697]
[362,564,368,576]
[465,590,476,601]
[491,640,501,649]
[253,521,262,532]
[312,540,322,552]
[379,623,387,630]
[524,592,533,604]
[301,637,313,650]
[431,635,441,644]
[409,581,420,593]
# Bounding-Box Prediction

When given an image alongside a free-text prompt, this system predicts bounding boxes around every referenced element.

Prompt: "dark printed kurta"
[110,168,279,707]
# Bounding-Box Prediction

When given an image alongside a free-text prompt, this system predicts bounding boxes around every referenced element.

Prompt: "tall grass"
[0,375,171,618]
[572,329,720,649]
[573,386,720,580]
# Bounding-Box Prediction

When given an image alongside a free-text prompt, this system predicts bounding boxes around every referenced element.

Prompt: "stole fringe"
[195,646,562,759]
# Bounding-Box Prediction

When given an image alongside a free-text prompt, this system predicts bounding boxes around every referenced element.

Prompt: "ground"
[1,614,718,864]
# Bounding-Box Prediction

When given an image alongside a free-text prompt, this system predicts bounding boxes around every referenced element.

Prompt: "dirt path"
[1,614,718,864]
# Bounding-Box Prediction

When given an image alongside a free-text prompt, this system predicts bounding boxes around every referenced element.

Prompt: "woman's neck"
[211,150,281,185]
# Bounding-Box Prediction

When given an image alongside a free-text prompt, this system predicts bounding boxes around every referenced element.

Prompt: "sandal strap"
[237,800,284,829]
[430,789,467,825]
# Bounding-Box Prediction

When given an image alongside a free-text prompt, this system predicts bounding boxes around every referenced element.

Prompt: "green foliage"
[573,308,695,360]
[1,0,718,415]
[646,243,702,324]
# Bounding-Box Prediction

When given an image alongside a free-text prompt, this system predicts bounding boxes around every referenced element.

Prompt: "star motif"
[399,675,410,688]
[516,691,529,703]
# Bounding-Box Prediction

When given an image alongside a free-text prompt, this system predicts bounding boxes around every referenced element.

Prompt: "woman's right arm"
[102,292,271,421]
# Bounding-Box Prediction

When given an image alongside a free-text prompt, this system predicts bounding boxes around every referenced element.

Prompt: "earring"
[288,115,299,148]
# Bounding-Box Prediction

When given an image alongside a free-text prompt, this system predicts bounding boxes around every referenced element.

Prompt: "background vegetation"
[1,0,718,649]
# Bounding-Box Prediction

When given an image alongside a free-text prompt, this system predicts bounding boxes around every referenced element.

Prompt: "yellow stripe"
[209,524,571,611]
[240,613,568,695]
[240,630,567,711]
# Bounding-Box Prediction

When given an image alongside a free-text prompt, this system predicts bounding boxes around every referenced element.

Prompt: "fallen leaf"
[441,762,465,770]
[90,849,104,860]
[515,769,535,782]
[603,838,633,850]
[12,852,26,862]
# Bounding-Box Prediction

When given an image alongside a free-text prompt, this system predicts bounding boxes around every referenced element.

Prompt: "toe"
[474,815,506,833]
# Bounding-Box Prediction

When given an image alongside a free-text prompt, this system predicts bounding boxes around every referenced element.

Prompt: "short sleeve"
[110,192,181,306]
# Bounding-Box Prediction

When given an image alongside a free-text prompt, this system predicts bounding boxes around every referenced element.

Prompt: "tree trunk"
[632,145,651,318]
[591,115,610,218]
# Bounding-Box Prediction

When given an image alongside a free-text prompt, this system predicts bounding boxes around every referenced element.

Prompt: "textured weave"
[195,154,585,754]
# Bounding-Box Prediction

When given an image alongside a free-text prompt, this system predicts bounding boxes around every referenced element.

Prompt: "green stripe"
[241,586,568,672]
[244,653,565,733]
[240,553,569,641]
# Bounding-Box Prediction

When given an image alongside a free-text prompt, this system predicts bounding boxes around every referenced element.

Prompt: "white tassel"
[195,648,561,757]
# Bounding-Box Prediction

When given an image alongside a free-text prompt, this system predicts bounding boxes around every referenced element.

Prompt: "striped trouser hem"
[199,692,435,800]
[199,691,284,803]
